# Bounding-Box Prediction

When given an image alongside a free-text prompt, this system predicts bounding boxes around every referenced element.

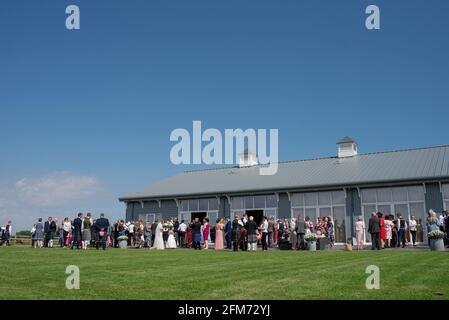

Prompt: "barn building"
[119,138,449,244]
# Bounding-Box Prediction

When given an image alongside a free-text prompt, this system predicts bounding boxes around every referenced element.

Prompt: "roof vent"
[238,149,258,167]
[337,136,358,158]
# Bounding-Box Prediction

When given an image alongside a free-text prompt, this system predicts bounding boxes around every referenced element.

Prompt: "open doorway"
[245,210,264,226]
[191,212,207,224]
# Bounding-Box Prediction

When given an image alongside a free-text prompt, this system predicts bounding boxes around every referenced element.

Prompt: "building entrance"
[245,210,264,226]
[191,212,207,224]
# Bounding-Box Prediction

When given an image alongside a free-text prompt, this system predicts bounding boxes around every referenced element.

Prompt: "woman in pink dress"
[214,218,224,250]
[203,218,210,250]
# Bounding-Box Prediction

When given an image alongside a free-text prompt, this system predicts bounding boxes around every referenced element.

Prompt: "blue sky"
[1,0,448,230]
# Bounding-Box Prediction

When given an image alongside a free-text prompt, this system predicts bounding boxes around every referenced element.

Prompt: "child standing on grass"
[66,229,73,248]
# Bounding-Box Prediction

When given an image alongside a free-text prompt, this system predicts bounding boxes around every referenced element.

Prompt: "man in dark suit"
[173,217,180,246]
[150,221,158,247]
[96,213,110,250]
[267,217,275,248]
[395,213,407,248]
[368,212,380,250]
[225,217,232,249]
[231,216,241,251]
[43,217,56,248]
[113,221,120,248]
[296,217,307,250]
[191,218,202,250]
[71,212,83,249]
[245,216,258,251]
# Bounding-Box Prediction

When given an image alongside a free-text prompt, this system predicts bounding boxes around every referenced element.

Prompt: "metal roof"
[119,145,449,201]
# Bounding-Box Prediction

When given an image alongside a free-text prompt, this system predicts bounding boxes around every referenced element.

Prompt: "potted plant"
[305,233,317,251]
[117,235,128,249]
[428,230,446,251]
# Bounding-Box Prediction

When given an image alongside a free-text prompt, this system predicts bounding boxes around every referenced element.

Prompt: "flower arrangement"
[117,235,128,241]
[305,233,318,242]
[428,230,446,240]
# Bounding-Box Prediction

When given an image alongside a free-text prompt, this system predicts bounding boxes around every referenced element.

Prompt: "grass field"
[0,246,448,300]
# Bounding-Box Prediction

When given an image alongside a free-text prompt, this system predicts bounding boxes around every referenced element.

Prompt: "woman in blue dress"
[33,218,44,248]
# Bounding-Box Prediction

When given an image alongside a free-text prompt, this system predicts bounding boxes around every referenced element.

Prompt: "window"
[231,210,244,221]
[332,191,346,205]
[291,193,304,207]
[304,192,318,206]
[180,212,190,224]
[443,184,449,210]
[209,198,219,211]
[254,195,266,208]
[231,197,243,209]
[361,189,376,203]
[407,185,425,201]
[377,205,391,216]
[377,188,392,203]
[264,209,277,219]
[290,190,346,242]
[392,187,408,202]
[410,202,425,242]
[292,207,304,219]
[362,205,376,242]
[199,199,209,211]
[231,195,277,209]
[360,185,426,243]
[265,195,277,208]
[305,208,317,224]
[318,192,331,206]
[189,199,199,212]
[230,195,278,221]
[138,214,156,223]
[245,196,254,209]
[179,198,220,227]
[394,204,409,216]
[208,212,218,226]
[319,207,332,217]
[181,198,220,212]
[332,206,346,243]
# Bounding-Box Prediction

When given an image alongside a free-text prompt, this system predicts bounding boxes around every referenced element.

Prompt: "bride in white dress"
[152,220,165,250]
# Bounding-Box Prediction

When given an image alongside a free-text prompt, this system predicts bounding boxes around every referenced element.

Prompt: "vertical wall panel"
[425,183,444,213]
[277,192,291,219]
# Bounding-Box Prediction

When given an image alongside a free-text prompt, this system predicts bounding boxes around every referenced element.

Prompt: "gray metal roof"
[119,145,449,201]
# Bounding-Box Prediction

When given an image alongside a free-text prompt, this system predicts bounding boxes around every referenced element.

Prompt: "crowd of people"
[121,214,337,251]
[362,210,449,250]
[2,209,448,251]
[0,221,12,246]
[30,213,111,250]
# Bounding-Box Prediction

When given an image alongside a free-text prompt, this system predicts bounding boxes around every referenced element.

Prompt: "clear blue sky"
[1,0,448,230]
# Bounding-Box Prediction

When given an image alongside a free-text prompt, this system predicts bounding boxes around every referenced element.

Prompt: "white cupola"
[238,149,258,167]
[337,136,358,158]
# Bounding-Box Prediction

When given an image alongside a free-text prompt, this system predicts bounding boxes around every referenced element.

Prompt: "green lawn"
[0,246,447,300]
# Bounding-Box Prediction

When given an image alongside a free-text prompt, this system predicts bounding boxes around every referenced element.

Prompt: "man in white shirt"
[408,215,418,246]
[261,217,269,251]
[178,220,187,247]
[438,213,445,232]
[127,221,135,246]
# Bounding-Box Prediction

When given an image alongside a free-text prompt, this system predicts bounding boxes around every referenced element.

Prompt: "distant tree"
[15,230,31,237]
